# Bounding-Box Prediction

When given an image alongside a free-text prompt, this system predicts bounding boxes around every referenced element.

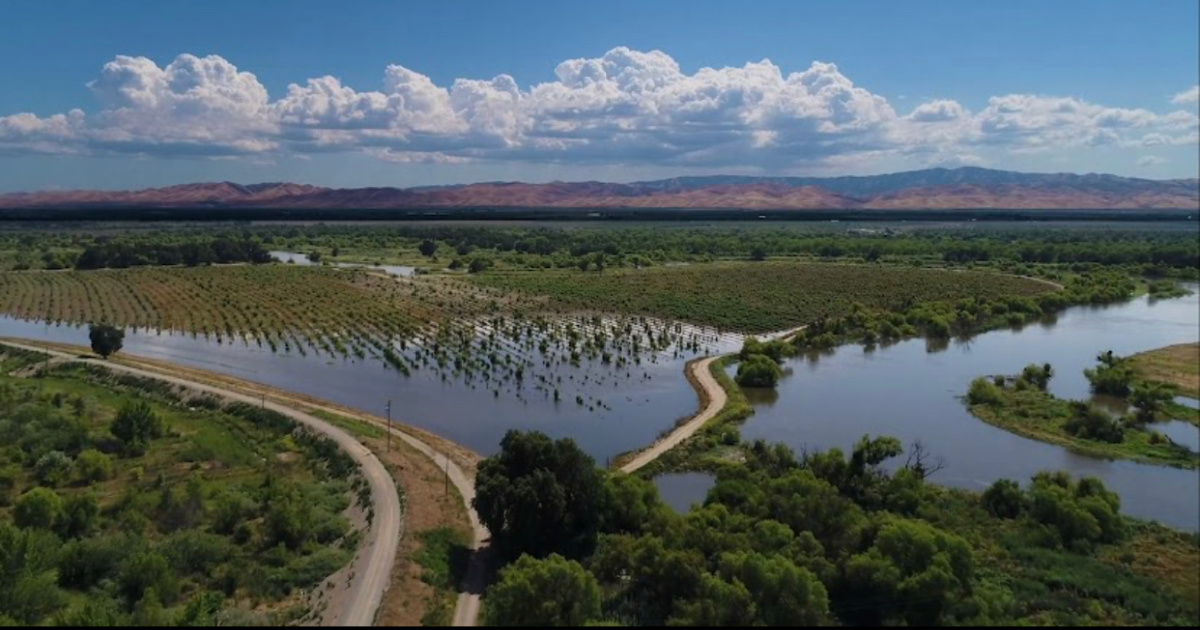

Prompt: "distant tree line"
[74,238,272,270]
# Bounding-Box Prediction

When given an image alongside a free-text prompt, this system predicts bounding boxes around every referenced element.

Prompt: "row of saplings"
[469,430,1144,626]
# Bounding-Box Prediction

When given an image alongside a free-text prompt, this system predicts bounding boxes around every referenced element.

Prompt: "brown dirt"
[362,428,472,626]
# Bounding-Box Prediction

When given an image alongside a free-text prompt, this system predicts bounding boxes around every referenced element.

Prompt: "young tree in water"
[88,323,124,359]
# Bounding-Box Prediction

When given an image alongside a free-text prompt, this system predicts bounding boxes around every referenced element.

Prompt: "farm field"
[471,262,1056,332]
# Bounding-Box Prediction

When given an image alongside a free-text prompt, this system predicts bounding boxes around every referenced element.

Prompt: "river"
[735,286,1200,530]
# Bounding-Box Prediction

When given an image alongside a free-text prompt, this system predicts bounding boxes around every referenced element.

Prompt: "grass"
[472,262,1054,332]
[411,527,472,626]
[967,384,1199,469]
[311,409,387,439]
[1131,343,1200,399]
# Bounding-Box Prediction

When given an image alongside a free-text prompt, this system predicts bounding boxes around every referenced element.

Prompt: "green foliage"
[0,522,65,624]
[109,400,164,455]
[88,323,125,359]
[73,448,114,483]
[1085,350,1135,396]
[982,479,1026,519]
[1063,402,1125,443]
[1129,382,1176,424]
[418,239,438,258]
[735,354,783,388]
[33,450,72,487]
[967,364,1198,468]
[487,554,602,626]
[968,376,1004,405]
[475,262,1053,333]
[13,487,64,530]
[0,361,359,624]
[844,518,973,626]
[57,493,99,539]
[1028,472,1124,550]
[1021,363,1054,391]
[474,430,605,559]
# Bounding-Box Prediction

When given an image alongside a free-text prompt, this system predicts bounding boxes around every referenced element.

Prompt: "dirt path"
[1,339,400,627]
[619,355,725,474]
[619,325,806,475]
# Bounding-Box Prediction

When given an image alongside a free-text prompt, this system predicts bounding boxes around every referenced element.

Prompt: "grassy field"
[0,346,363,625]
[472,262,1055,332]
[1131,343,1200,399]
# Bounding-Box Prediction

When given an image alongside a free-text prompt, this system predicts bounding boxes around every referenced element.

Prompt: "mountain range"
[1,167,1197,211]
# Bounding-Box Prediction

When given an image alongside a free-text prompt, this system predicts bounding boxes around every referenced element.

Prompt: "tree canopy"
[473,430,605,559]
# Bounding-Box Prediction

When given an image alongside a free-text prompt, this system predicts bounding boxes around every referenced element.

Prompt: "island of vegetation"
[966,355,1199,468]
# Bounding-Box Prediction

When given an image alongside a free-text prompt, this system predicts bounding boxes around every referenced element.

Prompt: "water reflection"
[270,251,416,277]
[653,472,716,514]
[740,287,1200,530]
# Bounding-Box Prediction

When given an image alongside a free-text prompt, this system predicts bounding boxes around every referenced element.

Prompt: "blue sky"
[1,0,1197,191]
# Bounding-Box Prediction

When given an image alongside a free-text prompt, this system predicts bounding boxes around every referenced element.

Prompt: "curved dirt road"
[1,340,400,627]
[619,325,806,475]
[620,355,725,474]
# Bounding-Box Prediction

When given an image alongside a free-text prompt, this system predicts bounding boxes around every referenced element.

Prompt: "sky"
[0,0,1197,192]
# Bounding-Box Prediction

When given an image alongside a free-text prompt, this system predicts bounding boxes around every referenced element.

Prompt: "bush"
[13,487,64,530]
[110,401,164,455]
[1063,403,1124,443]
[73,449,114,483]
[967,377,1003,406]
[736,354,783,388]
[983,479,1025,519]
[34,451,72,487]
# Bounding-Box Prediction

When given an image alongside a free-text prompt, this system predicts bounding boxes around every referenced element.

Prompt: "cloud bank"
[1,48,1197,171]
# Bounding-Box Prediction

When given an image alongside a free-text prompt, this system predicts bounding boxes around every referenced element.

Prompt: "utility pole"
[385,400,392,452]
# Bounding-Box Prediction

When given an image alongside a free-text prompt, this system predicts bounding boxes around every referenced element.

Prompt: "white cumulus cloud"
[1171,85,1199,105]
[0,48,1197,172]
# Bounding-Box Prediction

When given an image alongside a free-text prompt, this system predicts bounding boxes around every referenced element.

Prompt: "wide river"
[734,286,1200,530]
[1,280,1197,529]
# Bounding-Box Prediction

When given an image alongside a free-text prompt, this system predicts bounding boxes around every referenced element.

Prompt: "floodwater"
[0,311,742,463]
[653,472,716,514]
[736,286,1200,530]
[270,250,416,277]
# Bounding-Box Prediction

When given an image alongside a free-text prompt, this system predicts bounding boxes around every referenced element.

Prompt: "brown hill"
[1,168,1196,210]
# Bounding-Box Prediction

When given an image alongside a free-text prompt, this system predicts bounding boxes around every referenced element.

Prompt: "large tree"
[473,430,605,559]
[88,323,124,359]
[486,554,601,626]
